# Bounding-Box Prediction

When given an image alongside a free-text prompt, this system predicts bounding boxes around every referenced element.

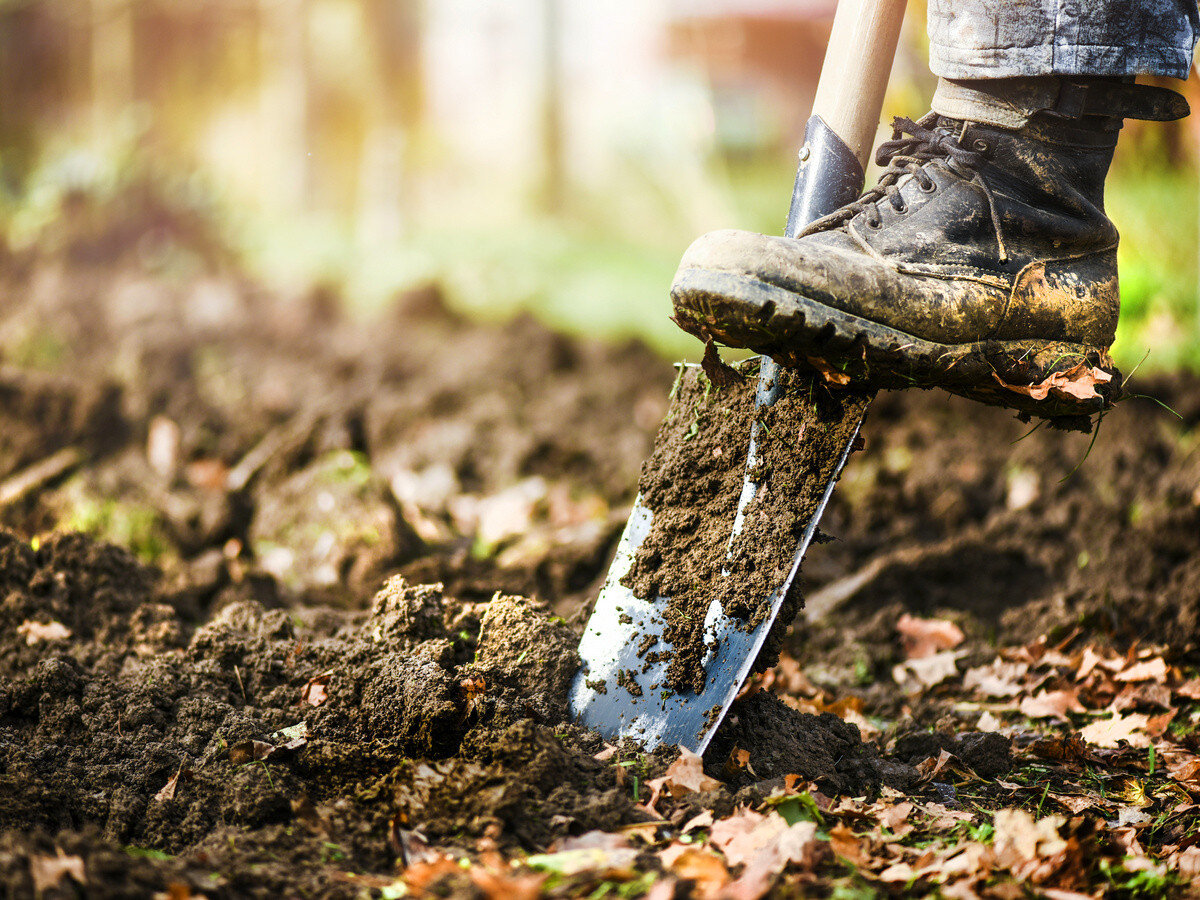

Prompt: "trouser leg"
[927,0,1200,80]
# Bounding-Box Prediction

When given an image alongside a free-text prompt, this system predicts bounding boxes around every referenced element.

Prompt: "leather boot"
[671,77,1189,422]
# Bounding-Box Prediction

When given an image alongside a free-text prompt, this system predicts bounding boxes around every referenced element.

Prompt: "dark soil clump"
[705,692,919,794]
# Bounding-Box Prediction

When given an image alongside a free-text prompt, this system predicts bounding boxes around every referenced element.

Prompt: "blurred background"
[0,0,1197,368]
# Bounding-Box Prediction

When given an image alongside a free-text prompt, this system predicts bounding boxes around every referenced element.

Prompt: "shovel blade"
[569,359,871,753]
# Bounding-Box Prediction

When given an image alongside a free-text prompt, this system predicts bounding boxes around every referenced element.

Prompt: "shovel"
[569,0,908,753]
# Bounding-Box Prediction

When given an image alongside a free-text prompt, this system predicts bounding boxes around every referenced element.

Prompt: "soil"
[2,181,1200,896]
[622,363,871,693]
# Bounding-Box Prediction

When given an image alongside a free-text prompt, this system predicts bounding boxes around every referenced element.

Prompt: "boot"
[671,77,1189,422]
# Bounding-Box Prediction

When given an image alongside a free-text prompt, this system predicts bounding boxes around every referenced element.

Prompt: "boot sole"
[672,269,1122,425]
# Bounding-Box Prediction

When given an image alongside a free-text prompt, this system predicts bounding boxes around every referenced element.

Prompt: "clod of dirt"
[473,594,581,719]
[705,692,918,795]
[369,575,449,645]
[391,720,634,851]
[622,364,870,693]
[359,655,465,756]
[893,731,1014,779]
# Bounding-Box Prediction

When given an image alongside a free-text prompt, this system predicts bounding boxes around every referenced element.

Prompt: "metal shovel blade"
[569,115,874,752]
[569,359,869,752]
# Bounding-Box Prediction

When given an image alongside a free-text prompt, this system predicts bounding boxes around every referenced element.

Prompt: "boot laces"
[800,115,1009,263]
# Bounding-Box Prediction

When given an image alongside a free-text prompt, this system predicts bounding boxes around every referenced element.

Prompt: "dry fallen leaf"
[643,747,720,811]
[896,613,965,659]
[992,808,1069,884]
[1176,678,1200,701]
[805,355,852,386]
[1081,712,1150,748]
[993,361,1111,403]
[154,764,192,802]
[1030,733,1093,763]
[893,650,964,689]
[229,739,276,765]
[660,845,730,898]
[17,619,72,645]
[828,823,867,865]
[682,809,714,834]
[963,660,1029,698]
[469,866,546,900]
[1019,689,1086,720]
[299,670,333,707]
[724,821,821,900]
[30,848,86,894]
[1114,658,1169,683]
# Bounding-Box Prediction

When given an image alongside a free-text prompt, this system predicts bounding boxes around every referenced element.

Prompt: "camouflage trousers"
[927,0,1200,80]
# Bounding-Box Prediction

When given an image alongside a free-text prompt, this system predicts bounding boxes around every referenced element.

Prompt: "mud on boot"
[672,77,1190,425]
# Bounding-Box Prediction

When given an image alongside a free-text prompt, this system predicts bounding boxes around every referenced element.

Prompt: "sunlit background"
[1,0,1197,367]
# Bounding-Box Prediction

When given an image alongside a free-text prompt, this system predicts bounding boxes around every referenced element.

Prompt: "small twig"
[0,446,84,507]
[234,665,248,704]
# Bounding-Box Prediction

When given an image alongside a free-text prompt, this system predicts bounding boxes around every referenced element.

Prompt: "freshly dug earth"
[2,183,1200,897]
[622,363,871,694]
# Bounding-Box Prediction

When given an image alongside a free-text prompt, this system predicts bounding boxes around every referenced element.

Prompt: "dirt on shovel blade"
[621,361,871,694]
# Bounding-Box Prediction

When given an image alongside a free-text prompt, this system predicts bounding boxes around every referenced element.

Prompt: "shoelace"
[800,115,1009,262]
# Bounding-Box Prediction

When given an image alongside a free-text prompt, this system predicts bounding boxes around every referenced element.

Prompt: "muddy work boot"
[672,77,1189,423]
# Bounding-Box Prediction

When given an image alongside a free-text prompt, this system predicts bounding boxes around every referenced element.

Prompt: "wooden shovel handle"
[811,0,910,171]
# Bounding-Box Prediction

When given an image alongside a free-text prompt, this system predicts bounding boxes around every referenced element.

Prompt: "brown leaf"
[828,823,867,865]
[963,660,1029,698]
[1114,658,1169,683]
[1081,712,1150,748]
[877,801,914,836]
[229,739,276,765]
[804,355,852,386]
[893,651,964,689]
[1030,733,1093,763]
[992,808,1069,884]
[896,614,965,659]
[1166,754,1200,786]
[17,619,72,645]
[299,670,333,707]
[1050,794,1097,815]
[724,821,821,900]
[1176,678,1200,700]
[154,764,192,802]
[710,807,785,868]
[993,362,1111,403]
[1169,846,1200,879]
[644,747,720,811]
[470,865,547,900]
[1018,689,1086,720]
[700,339,744,388]
[30,849,86,893]
[916,749,955,783]
[401,855,459,891]
[660,845,730,898]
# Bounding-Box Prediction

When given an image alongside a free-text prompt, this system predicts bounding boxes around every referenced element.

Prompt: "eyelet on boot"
[917,176,937,193]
